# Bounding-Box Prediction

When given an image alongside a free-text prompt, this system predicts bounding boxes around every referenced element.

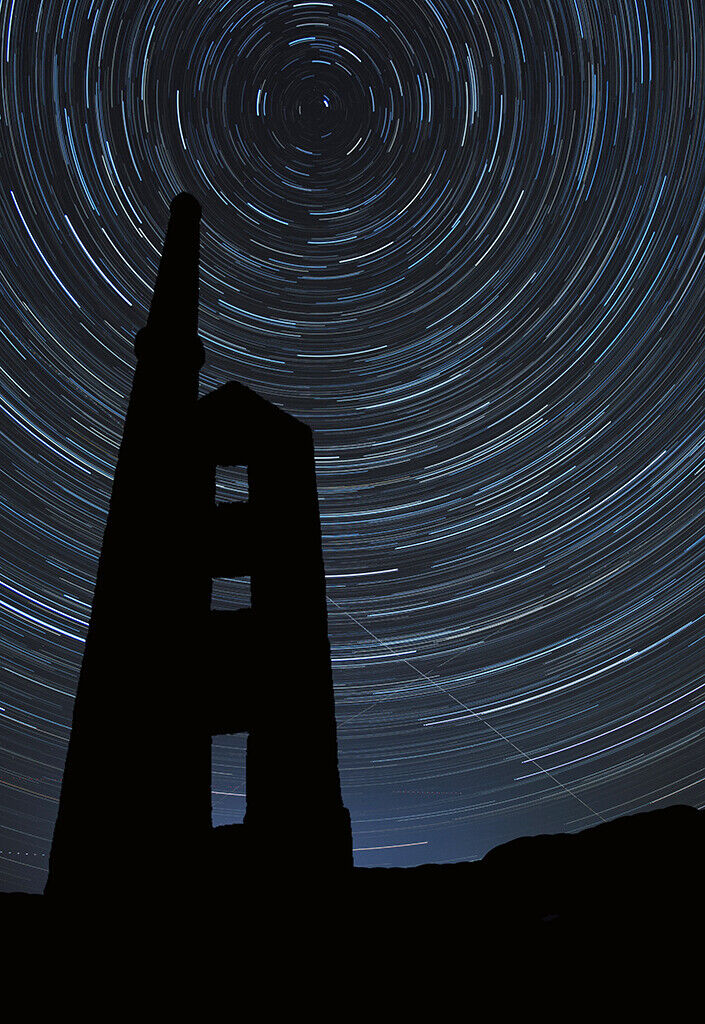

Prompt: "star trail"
[2,0,705,891]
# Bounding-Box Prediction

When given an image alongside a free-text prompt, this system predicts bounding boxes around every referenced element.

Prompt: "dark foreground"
[2,804,702,997]
[4,802,700,937]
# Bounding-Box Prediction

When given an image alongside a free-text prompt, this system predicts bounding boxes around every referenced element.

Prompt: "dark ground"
[3,805,702,960]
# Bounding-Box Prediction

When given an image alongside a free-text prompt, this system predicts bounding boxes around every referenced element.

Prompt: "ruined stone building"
[46,194,352,899]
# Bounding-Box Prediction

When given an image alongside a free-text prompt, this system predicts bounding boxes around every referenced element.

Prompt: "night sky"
[2,0,705,893]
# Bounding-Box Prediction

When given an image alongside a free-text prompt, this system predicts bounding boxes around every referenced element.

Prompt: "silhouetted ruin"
[45,194,352,901]
[8,194,698,954]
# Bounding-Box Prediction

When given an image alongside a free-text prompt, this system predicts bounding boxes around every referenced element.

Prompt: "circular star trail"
[2,0,705,891]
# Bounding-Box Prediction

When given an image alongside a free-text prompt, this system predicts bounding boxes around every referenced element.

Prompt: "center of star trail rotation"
[1,0,705,891]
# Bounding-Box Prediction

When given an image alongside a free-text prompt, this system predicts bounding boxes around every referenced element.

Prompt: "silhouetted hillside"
[4,803,702,943]
[351,803,704,934]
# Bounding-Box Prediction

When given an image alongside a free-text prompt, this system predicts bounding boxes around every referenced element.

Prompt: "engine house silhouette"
[46,194,352,899]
